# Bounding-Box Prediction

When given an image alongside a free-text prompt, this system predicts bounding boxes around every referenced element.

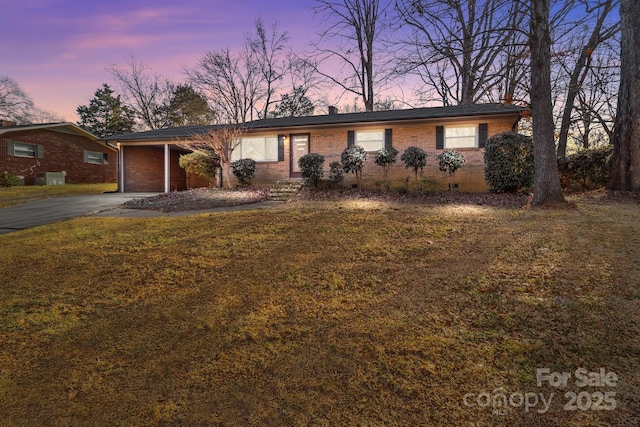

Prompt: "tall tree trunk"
[609,0,640,191]
[530,0,565,205]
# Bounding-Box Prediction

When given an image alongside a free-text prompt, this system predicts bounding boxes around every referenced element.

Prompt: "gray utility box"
[35,172,65,186]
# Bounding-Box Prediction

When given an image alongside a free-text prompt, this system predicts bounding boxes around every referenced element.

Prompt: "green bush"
[558,145,612,189]
[298,153,325,189]
[401,146,427,183]
[437,150,465,175]
[178,151,219,181]
[374,147,398,177]
[0,172,21,187]
[341,146,367,187]
[328,161,344,188]
[231,158,256,185]
[484,132,534,193]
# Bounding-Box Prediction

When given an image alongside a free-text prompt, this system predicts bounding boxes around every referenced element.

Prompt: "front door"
[290,134,309,178]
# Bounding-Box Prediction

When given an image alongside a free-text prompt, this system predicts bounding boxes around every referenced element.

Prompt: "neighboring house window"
[7,141,44,158]
[231,136,278,162]
[84,150,108,164]
[436,124,488,149]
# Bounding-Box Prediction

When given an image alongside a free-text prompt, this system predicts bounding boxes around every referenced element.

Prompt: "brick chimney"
[0,119,17,127]
[328,106,338,115]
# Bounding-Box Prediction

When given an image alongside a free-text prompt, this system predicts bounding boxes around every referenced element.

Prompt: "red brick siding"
[187,173,211,189]
[122,146,188,192]
[0,130,117,185]
[120,115,519,192]
[244,117,516,192]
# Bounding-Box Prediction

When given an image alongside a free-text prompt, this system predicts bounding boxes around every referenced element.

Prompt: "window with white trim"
[231,136,278,162]
[445,126,478,149]
[355,130,385,152]
[13,142,38,158]
[85,150,107,164]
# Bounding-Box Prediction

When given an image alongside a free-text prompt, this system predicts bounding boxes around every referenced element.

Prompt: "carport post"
[164,143,170,193]
[118,143,124,193]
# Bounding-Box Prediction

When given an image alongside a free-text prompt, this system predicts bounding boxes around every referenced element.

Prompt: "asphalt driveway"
[0,193,157,235]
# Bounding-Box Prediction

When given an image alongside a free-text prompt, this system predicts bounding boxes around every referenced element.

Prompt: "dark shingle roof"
[104,103,526,142]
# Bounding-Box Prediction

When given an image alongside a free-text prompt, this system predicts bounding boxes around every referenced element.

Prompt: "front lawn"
[0,195,638,426]
[0,183,118,208]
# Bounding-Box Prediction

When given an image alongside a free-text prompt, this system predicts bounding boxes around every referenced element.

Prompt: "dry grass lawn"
[0,183,118,208]
[0,194,639,426]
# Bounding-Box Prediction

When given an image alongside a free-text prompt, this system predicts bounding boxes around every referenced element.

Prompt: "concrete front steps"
[269,181,304,201]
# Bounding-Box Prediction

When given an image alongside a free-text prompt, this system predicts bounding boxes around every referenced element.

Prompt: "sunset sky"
[1,0,317,122]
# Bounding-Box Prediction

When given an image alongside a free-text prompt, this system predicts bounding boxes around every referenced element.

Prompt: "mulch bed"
[121,187,270,212]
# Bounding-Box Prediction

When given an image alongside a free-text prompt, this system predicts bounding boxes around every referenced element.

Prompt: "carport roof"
[103,103,527,142]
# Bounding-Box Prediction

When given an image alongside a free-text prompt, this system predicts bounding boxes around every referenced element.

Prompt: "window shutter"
[347,130,355,147]
[36,144,45,158]
[479,123,488,148]
[83,150,89,163]
[103,152,109,164]
[277,135,285,161]
[384,128,392,149]
[436,126,444,149]
[7,141,14,156]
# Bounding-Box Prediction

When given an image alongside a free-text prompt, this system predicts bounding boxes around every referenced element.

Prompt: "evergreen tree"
[77,84,136,137]
[166,85,216,127]
[271,87,315,117]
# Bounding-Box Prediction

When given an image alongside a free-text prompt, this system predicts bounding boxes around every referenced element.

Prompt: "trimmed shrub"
[178,151,219,182]
[558,145,613,189]
[298,153,325,188]
[437,150,465,175]
[484,132,534,193]
[328,161,344,188]
[341,146,367,187]
[374,146,398,177]
[401,146,427,183]
[0,172,21,187]
[231,158,256,185]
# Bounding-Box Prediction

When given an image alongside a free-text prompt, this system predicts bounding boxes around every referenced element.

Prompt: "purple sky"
[1,0,317,122]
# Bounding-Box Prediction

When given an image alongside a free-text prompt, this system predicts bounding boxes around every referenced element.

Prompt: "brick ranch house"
[104,103,526,193]
[0,121,117,185]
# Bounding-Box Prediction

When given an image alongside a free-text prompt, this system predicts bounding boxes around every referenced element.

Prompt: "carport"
[106,126,213,193]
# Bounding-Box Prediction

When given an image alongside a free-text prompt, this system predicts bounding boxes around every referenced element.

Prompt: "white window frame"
[445,125,478,149]
[231,136,278,162]
[355,130,385,152]
[85,150,107,165]
[13,142,38,158]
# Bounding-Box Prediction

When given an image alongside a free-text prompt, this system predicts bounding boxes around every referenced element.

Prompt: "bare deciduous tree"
[177,126,246,188]
[248,19,289,119]
[529,0,565,205]
[609,0,640,191]
[107,57,175,130]
[0,76,35,123]
[395,0,527,105]
[187,20,289,123]
[310,0,394,111]
[571,52,619,148]
[555,0,620,159]
[187,47,261,124]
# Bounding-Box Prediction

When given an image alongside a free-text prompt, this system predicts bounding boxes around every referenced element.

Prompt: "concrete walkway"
[0,194,283,235]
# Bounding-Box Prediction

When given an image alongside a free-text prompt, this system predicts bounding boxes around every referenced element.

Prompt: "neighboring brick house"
[0,121,117,185]
[104,103,526,193]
